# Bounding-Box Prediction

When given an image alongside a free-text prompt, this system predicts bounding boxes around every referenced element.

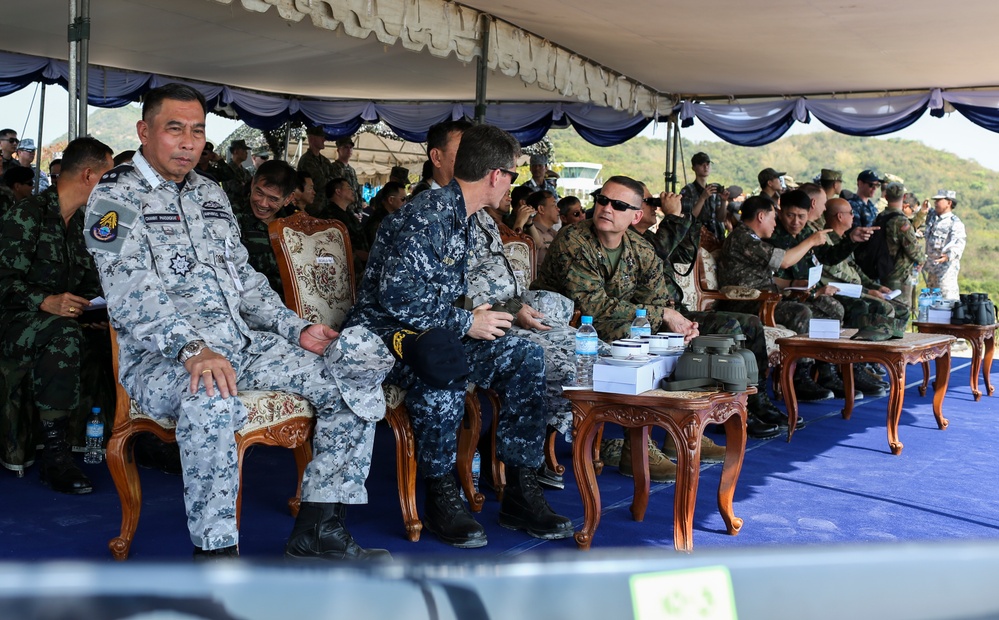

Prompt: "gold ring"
[69,307,77,313]
[202,370,212,375]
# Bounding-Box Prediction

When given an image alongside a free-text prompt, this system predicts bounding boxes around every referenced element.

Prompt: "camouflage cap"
[306,125,326,137]
[819,168,843,182]
[16,138,36,152]
[758,167,786,186]
[324,325,395,422]
[884,182,905,201]
[782,175,799,189]
[882,173,905,185]
[335,136,355,147]
[932,189,957,201]
[529,153,549,166]
[691,152,711,166]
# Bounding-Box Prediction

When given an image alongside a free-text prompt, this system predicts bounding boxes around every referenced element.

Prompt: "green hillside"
[547,129,999,299]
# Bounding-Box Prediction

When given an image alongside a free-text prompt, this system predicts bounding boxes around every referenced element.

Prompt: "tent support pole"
[78,0,91,136]
[663,117,674,193]
[67,0,78,140]
[669,116,681,193]
[34,83,46,195]
[282,120,291,161]
[474,15,490,123]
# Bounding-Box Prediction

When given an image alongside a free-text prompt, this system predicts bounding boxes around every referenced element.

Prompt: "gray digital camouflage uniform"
[924,211,966,300]
[84,150,393,551]
[345,181,548,478]
[466,210,582,438]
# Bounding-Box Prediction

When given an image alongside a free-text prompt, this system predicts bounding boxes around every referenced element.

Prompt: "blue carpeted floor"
[2,360,997,561]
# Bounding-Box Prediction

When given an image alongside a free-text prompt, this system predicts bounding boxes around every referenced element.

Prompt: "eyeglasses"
[593,193,640,212]
[865,181,881,187]
[4,138,18,144]
[569,210,582,217]
[496,168,519,184]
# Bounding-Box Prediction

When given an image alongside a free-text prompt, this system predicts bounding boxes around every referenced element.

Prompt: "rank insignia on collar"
[90,211,118,242]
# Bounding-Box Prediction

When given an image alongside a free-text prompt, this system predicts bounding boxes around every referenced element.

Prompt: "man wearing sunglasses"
[348,123,573,548]
[558,196,586,227]
[1,129,19,174]
[847,169,883,228]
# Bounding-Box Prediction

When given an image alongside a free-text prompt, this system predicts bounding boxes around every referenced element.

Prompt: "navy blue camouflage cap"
[324,325,395,421]
[388,327,470,390]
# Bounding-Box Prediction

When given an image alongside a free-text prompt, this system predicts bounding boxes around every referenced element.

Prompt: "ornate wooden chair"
[270,212,478,541]
[105,330,315,561]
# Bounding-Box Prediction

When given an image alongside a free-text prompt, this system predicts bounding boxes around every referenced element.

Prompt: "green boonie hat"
[850,323,893,342]
[884,182,905,201]
[820,168,842,182]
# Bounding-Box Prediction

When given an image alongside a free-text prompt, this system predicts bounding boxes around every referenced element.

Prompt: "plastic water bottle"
[917,288,931,322]
[575,316,599,387]
[471,451,481,492]
[83,407,104,465]
[931,287,942,306]
[630,308,652,339]
[909,266,919,287]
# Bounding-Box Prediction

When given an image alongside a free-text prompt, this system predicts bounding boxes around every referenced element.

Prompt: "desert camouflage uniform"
[346,181,548,477]
[330,160,363,215]
[84,150,393,551]
[924,211,966,300]
[0,186,102,418]
[467,210,585,438]
[638,215,769,377]
[297,150,335,217]
[532,219,674,342]
[234,207,292,300]
[883,205,926,308]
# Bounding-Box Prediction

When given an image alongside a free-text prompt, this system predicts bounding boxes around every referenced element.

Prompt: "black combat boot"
[745,394,782,439]
[815,362,862,400]
[793,362,834,402]
[750,388,804,431]
[284,502,392,560]
[39,417,93,495]
[193,545,239,561]
[499,467,574,540]
[422,475,487,548]
[853,366,888,397]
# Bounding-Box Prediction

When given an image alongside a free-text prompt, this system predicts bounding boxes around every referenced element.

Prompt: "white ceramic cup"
[658,332,684,348]
[644,333,672,352]
[610,339,646,358]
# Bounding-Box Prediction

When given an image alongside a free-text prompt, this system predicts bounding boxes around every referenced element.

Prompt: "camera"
[710,183,724,192]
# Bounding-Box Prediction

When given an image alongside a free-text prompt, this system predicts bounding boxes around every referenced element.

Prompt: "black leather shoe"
[194,545,238,561]
[499,467,574,539]
[746,415,781,439]
[39,418,93,495]
[853,367,888,397]
[285,502,392,560]
[423,476,487,548]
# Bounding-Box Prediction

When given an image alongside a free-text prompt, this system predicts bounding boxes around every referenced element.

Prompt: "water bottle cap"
[635,308,647,317]
[91,407,100,413]
[581,316,593,324]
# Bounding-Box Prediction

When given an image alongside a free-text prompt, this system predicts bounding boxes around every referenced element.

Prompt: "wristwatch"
[178,340,208,363]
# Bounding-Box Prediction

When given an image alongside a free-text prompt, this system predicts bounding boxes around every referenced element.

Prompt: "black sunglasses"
[4,138,18,144]
[593,193,639,212]
[496,168,519,184]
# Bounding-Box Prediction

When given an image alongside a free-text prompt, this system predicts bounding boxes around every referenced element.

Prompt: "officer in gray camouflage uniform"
[923,189,966,300]
[83,84,394,561]
[346,123,573,549]
[0,136,113,494]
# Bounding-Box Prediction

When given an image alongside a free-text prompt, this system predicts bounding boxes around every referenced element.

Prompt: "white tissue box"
[927,308,952,324]
[808,319,841,339]
[593,356,672,395]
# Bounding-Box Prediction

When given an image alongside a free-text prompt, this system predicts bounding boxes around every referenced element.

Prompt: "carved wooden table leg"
[839,363,855,420]
[780,357,799,442]
[969,335,984,401]
[572,406,601,551]
[671,419,701,553]
[717,398,746,539]
[628,426,651,522]
[933,351,951,430]
[984,330,996,397]
[919,361,930,397]
[883,358,907,455]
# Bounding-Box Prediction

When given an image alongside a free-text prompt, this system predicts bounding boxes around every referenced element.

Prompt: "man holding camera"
[680,152,728,240]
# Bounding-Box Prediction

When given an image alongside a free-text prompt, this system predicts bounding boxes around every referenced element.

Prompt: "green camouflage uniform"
[884,205,926,308]
[330,160,363,215]
[532,219,674,342]
[0,186,109,460]
[215,161,251,213]
[297,150,335,217]
[235,207,293,301]
[0,184,15,217]
[820,230,910,327]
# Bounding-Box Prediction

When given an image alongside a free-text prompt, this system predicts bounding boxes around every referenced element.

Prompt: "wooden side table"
[565,388,752,552]
[914,322,996,401]
[777,331,955,455]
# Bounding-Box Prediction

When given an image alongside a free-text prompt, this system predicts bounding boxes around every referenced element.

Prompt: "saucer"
[599,355,653,367]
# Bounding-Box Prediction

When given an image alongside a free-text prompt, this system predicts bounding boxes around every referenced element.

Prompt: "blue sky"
[5,83,999,171]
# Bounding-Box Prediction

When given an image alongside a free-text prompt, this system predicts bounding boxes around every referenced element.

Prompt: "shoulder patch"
[84,197,139,254]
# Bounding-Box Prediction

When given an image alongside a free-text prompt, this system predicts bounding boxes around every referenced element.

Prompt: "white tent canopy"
[3,0,999,146]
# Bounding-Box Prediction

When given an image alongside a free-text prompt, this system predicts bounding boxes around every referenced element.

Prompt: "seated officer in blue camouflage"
[346,123,573,549]
[234,160,297,300]
[84,83,395,561]
[0,136,113,495]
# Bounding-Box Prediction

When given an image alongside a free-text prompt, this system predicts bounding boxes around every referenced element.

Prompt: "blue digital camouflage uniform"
[345,181,548,478]
[467,210,585,438]
[847,193,879,228]
[924,211,966,300]
[84,151,393,551]
[519,177,560,200]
